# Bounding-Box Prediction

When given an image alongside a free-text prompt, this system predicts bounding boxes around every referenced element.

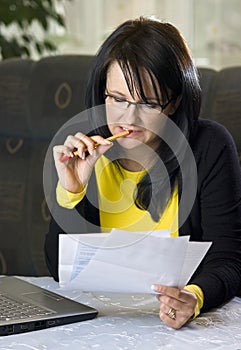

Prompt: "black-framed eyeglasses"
[104,93,173,115]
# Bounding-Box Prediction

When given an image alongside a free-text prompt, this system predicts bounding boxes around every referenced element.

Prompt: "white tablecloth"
[0,276,241,350]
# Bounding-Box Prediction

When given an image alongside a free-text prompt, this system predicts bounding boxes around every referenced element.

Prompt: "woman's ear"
[168,95,182,115]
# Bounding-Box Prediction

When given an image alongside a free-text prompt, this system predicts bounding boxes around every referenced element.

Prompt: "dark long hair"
[85,17,201,222]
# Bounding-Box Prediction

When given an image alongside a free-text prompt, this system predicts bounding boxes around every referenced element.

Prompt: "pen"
[60,129,132,162]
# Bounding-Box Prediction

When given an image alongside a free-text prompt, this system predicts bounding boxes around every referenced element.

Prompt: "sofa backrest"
[0,55,93,275]
[198,66,241,159]
[0,56,240,276]
[211,67,241,152]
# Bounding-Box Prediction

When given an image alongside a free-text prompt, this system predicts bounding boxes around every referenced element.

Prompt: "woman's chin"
[117,138,143,149]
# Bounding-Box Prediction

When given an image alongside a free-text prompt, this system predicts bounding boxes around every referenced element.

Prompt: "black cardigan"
[44,119,241,312]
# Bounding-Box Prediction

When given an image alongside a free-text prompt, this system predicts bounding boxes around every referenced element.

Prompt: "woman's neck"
[115,143,159,172]
[118,158,145,172]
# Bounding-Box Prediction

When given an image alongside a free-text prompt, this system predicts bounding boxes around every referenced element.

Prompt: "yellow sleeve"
[184,284,204,320]
[56,181,86,209]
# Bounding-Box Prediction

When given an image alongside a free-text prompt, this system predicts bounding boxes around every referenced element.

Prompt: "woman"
[44,17,241,329]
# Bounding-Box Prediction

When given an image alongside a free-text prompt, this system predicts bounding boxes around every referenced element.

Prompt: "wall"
[56,0,241,70]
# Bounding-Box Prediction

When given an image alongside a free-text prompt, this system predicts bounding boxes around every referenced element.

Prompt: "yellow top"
[56,155,204,318]
[57,156,178,234]
[95,156,179,234]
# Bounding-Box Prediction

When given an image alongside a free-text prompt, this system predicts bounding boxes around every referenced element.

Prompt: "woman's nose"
[121,103,141,124]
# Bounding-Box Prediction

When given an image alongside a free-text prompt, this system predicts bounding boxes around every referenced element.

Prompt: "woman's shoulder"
[193,118,236,154]
[191,119,238,166]
[196,118,233,141]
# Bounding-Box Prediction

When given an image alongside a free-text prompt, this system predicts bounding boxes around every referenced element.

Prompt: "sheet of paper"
[178,241,212,287]
[59,233,107,285]
[58,230,211,293]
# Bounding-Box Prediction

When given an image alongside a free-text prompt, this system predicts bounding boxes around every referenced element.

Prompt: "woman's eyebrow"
[107,89,160,103]
[145,97,160,103]
[106,89,127,97]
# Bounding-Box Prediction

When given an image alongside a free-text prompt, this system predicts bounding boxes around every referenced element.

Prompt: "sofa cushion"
[198,67,217,119]
[28,55,94,140]
[0,58,34,138]
[210,67,241,152]
[0,136,50,275]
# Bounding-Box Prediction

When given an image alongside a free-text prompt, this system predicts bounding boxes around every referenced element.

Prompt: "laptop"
[0,276,98,336]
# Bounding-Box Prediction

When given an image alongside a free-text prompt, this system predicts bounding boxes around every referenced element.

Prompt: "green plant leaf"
[35,41,43,54]
[43,39,56,51]
[0,0,72,59]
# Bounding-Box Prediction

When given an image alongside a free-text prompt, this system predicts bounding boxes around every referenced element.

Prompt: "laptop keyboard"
[0,293,55,321]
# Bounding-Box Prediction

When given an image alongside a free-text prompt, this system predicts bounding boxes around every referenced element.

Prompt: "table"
[0,277,241,350]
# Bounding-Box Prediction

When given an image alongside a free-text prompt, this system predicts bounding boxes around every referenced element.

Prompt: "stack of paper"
[59,229,211,293]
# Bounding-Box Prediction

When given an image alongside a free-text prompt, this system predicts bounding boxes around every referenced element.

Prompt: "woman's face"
[105,61,175,151]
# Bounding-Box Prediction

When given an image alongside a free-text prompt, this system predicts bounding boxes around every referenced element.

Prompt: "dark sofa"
[0,55,240,276]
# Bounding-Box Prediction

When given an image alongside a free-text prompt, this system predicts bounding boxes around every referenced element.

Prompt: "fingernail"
[151,284,158,291]
[104,140,112,145]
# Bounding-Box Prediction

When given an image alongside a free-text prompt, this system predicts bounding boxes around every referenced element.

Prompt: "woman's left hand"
[151,284,197,329]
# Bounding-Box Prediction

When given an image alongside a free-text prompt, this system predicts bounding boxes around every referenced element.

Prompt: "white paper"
[178,241,212,287]
[59,230,212,293]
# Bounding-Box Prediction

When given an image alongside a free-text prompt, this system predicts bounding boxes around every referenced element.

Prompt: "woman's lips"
[120,126,142,136]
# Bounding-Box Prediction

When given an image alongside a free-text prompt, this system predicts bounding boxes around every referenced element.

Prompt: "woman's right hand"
[53,132,113,193]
